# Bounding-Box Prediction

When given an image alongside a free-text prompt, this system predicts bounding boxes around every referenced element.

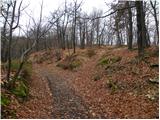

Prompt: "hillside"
[2,46,158,118]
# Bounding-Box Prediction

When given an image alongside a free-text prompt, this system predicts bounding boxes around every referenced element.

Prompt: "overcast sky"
[9,0,116,35]
[18,0,115,26]
[0,0,119,36]
[24,0,113,17]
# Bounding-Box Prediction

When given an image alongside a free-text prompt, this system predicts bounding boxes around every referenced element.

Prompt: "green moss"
[99,58,109,66]
[5,60,32,79]
[57,59,81,70]
[70,60,81,69]
[11,81,29,98]
[10,60,20,71]
[98,56,121,66]
[22,62,32,79]
[111,56,122,63]
[1,94,10,106]
[98,55,109,66]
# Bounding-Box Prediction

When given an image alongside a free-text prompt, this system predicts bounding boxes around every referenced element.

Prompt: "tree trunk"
[136,1,144,57]
[115,16,121,46]
[73,2,77,53]
[7,1,17,81]
[81,24,85,49]
[142,2,149,48]
[127,1,133,50]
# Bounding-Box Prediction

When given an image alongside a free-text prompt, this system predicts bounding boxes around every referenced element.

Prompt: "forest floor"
[2,46,159,118]
[1,65,53,118]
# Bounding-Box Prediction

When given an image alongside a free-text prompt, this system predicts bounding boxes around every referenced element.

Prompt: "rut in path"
[38,69,91,119]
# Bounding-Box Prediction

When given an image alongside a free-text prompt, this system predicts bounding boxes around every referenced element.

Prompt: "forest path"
[29,47,158,119]
[36,65,92,119]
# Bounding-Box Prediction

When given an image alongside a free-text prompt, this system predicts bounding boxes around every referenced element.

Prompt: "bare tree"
[1,0,23,82]
[73,0,77,53]
[1,2,10,62]
[72,0,83,53]
[13,27,36,80]
[150,0,159,44]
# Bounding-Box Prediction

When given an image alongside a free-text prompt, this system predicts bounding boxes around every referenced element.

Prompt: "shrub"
[98,58,109,66]
[55,50,62,61]
[56,54,81,70]
[21,62,32,79]
[69,59,81,69]
[111,56,122,63]
[5,60,32,78]
[10,60,20,71]
[11,80,29,98]
[1,94,10,106]
[98,56,122,66]
[6,61,32,91]
[86,49,96,57]
[57,59,81,70]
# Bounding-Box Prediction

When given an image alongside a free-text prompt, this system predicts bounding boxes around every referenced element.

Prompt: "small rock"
[92,112,96,117]
[148,77,159,84]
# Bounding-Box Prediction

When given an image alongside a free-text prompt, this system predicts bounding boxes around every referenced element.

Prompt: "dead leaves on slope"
[27,46,159,119]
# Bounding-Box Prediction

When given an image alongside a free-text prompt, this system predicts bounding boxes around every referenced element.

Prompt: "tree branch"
[12,0,23,30]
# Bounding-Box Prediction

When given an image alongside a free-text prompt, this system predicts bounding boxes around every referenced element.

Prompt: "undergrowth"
[1,59,32,118]
[57,54,82,70]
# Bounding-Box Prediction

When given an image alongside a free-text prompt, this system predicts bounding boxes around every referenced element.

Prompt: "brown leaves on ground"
[38,46,158,119]
[1,70,54,119]
[3,46,158,119]
[15,72,54,118]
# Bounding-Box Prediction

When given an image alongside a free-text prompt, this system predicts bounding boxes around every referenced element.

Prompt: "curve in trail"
[38,69,91,119]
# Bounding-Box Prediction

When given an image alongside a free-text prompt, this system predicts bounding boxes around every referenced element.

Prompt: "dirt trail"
[29,47,158,119]
[37,67,91,119]
[29,49,107,118]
